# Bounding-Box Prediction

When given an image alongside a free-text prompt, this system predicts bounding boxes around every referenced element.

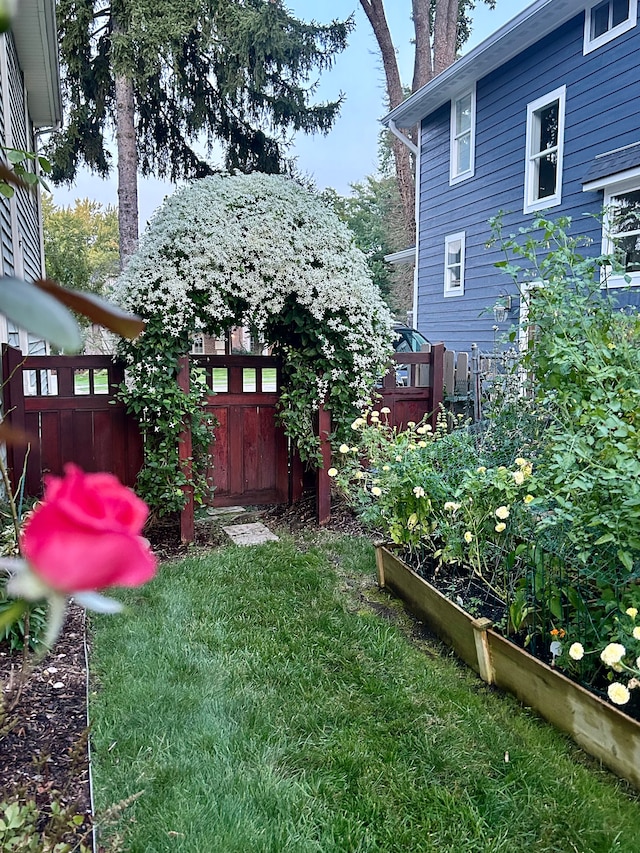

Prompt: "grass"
[90,532,640,852]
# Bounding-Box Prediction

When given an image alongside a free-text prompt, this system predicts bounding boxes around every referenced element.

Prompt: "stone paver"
[222,522,279,546]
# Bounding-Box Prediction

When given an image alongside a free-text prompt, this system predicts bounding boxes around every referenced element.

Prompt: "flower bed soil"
[0,604,92,847]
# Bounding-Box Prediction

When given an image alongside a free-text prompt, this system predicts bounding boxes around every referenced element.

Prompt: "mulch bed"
[0,603,92,847]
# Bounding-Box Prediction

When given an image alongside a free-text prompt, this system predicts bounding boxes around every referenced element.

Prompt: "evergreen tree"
[48,0,352,263]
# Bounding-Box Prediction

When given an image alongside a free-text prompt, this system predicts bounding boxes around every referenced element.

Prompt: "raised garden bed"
[376,544,640,791]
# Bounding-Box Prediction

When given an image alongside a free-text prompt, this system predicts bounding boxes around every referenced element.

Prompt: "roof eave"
[12,0,62,128]
[382,0,583,129]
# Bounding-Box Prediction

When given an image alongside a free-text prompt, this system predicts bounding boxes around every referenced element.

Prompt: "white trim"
[444,231,465,297]
[384,247,416,265]
[388,119,419,157]
[601,178,640,288]
[523,85,566,214]
[449,86,476,185]
[583,0,637,54]
[413,138,422,328]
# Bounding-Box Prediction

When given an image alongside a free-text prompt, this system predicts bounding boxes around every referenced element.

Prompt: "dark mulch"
[0,604,93,847]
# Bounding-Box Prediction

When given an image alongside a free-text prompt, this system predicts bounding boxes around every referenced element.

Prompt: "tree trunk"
[359,0,416,241]
[115,73,139,267]
[433,0,459,74]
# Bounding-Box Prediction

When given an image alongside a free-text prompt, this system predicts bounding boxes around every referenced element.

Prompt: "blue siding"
[417,11,640,352]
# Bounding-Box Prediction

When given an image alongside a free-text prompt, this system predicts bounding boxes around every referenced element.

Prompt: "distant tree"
[359,0,496,242]
[322,173,408,310]
[42,196,120,297]
[48,0,353,264]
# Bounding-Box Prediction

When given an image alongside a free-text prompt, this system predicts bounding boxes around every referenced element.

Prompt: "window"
[584,0,637,53]
[604,182,640,286]
[444,232,465,297]
[191,335,204,354]
[450,88,476,184]
[524,86,566,214]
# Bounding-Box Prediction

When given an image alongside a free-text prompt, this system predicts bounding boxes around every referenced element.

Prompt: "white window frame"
[523,86,566,214]
[585,171,640,288]
[583,0,637,54]
[449,87,476,185]
[444,231,465,297]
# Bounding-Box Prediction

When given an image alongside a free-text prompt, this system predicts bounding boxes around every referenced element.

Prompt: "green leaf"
[0,599,27,633]
[6,149,25,164]
[0,276,82,351]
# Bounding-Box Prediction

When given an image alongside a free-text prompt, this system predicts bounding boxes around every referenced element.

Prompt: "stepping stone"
[222,522,279,546]
[208,506,246,516]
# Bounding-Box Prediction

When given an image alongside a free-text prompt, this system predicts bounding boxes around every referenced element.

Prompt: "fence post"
[316,403,331,525]
[429,342,445,427]
[177,354,195,544]
[1,344,27,494]
[471,343,481,422]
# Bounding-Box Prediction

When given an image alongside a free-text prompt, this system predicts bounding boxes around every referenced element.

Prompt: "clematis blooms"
[4,464,157,648]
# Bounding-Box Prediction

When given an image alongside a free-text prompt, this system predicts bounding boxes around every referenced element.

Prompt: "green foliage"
[0,146,51,198]
[322,175,403,305]
[0,799,90,852]
[42,196,119,298]
[491,214,640,580]
[48,0,352,182]
[117,318,215,516]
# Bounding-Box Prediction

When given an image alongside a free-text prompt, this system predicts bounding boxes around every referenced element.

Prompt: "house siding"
[417,10,640,352]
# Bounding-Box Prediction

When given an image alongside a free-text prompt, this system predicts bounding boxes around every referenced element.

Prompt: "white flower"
[633,627,640,641]
[371,486,382,497]
[512,470,525,486]
[464,531,473,544]
[494,522,506,533]
[495,505,510,520]
[395,455,402,462]
[327,467,338,477]
[626,607,638,619]
[444,501,461,512]
[608,682,631,705]
[339,444,350,454]
[600,643,626,666]
[568,643,584,661]
[413,486,426,498]
[380,406,390,414]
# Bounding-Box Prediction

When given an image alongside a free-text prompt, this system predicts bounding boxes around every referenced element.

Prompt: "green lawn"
[90,533,640,852]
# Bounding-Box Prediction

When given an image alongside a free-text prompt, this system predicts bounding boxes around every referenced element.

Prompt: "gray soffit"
[383,0,586,129]
[582,142,640,185]
[12,0,62,128]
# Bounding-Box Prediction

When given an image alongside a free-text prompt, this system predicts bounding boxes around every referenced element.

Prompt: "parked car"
[393,324,430,354]
[391,324,430,386]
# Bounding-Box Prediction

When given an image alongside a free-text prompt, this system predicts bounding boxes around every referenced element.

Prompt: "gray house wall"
[416,7,640,352]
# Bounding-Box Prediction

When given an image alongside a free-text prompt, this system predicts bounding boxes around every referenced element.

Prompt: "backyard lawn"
[90,531,640,853]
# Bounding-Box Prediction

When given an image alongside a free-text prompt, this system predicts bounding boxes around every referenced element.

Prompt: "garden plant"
[332,216,640,712]
[113,172,394,516]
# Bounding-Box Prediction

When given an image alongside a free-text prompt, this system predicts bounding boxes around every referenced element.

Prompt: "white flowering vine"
[113,173,394,510]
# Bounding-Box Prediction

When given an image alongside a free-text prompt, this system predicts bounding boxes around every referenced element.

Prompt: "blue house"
[383,0,640,352]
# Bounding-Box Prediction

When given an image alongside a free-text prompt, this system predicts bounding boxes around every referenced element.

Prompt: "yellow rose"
[464,531,473,544]
[608,682,631,705]
[626,607,638,619]
[495,505,510,520]
[523,494,534,504]
[494,522,506,533]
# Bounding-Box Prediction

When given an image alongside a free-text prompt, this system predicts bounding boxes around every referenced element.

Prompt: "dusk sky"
[51,0,533,227]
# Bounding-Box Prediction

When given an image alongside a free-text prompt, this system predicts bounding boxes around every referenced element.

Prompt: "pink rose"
[20,464,157,593]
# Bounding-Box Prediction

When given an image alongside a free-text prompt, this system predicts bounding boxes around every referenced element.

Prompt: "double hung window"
[444,232,465,297]
[450,89,476,184]
[524,86,566,213]
[604,183,640,286]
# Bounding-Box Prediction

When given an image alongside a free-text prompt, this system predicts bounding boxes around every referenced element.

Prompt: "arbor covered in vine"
[113,173,394,514]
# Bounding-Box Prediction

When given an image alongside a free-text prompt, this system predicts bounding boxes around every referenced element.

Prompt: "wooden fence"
[1,343,448,538]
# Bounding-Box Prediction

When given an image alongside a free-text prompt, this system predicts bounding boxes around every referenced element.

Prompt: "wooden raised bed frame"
[376,545,640,790]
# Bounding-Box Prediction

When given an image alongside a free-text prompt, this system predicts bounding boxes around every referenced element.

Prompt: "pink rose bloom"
[20,464,157,593]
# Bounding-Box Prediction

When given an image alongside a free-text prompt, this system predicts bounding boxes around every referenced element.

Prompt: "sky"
[50,0,533,229]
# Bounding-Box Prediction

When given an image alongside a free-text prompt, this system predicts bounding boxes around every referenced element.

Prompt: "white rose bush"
[113,173,394,513]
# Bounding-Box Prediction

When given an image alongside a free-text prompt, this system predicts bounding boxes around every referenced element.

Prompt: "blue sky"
[51,0,532,227]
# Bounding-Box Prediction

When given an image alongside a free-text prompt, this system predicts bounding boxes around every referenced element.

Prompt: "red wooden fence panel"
[193,354,290,507]
[1,345,143,496]
[378,343,445,429]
